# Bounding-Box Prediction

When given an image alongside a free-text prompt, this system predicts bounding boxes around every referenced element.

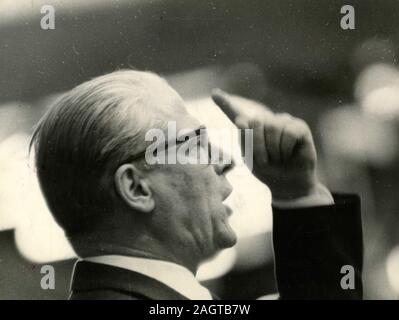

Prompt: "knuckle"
[293,118,309,132]
[278,112,292,121]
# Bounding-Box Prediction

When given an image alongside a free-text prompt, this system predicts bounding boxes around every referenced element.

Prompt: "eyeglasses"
[122,125,209,164]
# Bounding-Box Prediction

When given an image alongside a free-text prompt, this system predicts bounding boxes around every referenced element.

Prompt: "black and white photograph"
[1,0,399,306]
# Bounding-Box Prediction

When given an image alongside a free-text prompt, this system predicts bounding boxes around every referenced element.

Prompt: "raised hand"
[212,89,318,200]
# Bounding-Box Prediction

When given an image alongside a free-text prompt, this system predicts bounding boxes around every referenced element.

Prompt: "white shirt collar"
[84,255,212,300]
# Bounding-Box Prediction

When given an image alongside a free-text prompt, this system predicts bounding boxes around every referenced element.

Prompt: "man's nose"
[220,159,234,175]
[209,146,234,199]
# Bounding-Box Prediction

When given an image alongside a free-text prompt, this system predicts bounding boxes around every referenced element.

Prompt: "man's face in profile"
[140,91,237,263]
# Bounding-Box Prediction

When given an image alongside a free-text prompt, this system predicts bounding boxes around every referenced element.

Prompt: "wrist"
[271,175,318,201]
[272,182,334,208]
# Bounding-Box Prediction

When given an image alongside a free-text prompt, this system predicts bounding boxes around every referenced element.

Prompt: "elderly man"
[30,70,363,300]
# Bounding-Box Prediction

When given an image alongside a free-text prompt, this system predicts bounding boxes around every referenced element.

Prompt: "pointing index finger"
[211,89,239,123]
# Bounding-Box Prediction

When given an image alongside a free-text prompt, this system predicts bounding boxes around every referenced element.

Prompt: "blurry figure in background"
[320,38,399,298]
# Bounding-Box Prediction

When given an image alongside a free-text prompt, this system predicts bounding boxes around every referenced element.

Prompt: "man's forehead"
[150,89,201,131]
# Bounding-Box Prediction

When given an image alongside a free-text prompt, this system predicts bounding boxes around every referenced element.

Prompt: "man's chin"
[215,223,237,249]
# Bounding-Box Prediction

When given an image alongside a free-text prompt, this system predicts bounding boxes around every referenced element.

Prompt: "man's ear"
[114,164,155,213]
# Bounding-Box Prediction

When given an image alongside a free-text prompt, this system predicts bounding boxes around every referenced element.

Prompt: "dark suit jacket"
[69,193,363,300]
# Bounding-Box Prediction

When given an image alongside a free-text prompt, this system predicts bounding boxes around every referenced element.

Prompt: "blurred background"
[1,0,399,299]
